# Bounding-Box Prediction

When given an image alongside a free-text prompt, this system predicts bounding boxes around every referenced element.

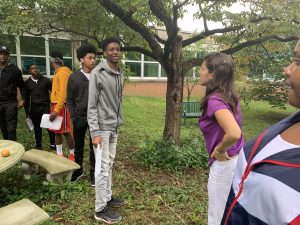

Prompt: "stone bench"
[0,198,49,225]
[21,149,80,184]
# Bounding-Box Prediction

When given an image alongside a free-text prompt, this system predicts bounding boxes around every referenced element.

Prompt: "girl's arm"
[211,109,241,161]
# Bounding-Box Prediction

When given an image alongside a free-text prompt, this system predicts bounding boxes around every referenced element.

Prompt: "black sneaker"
[50,145,56,150]
[94,206,121,224]
[70,171,84,182]
[107,196,126,208]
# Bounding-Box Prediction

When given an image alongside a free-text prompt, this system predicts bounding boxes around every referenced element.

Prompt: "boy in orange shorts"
[49,51,75,160]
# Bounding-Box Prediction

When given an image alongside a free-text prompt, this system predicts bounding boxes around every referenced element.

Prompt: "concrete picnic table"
[0,140,25,173]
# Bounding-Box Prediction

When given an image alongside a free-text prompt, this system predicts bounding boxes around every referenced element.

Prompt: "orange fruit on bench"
[1,149,10,157]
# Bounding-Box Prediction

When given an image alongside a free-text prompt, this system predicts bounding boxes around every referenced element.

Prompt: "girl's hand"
[211,149,231,161]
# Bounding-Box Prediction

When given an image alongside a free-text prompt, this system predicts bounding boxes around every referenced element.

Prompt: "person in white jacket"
[88,37,125,224]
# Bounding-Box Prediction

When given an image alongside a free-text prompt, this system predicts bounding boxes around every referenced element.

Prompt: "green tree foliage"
[236,40,294,108]
[0,0,299,143]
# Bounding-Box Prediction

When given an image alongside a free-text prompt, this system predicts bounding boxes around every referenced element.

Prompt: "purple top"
[199,94,244,166]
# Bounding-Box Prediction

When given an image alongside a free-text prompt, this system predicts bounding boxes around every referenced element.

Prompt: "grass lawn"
[0,96,296,225]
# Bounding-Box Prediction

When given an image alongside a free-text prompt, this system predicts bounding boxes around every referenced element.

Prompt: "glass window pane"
[21,57,46,75]
[0,34,16,54]
[20,36,45,55]
[125,62,141,77]
[144,63,158,77]
[64,58,73,70]
[126,52,141,60]
[49,38,72,57]
[144,55,156,62]
[161,66,167,77]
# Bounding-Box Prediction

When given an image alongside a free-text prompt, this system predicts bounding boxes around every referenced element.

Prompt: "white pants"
[95,131,118,212]
[207,157,238,225]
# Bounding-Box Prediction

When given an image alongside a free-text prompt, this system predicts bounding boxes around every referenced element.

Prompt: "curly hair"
[76,44,97,61]
[101,37,121,51]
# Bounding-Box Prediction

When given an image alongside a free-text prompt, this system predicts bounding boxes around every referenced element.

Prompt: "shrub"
[134,137,208,172]
[239,79,288,109]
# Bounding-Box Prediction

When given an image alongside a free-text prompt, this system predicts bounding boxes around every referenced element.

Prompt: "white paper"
[94,144,103,177]
[40,114,63,130]
[26,117,34,131]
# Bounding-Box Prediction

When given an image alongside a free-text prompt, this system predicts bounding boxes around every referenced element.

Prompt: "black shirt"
[67,69,89,120]
[0,63,25,102]
[24,75,52,114]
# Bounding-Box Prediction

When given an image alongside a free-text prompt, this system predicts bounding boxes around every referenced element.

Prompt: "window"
[49,38,72,57]
[144,55,156,62]
[19,36,46,75]
[20,36,45,55]
[21,57,46,75]
[144,63,158,77]
[125,62,141,77]
[0,34,74,76]
[0,34,16,54]
[126,52,141,60]
[48,38,73,74]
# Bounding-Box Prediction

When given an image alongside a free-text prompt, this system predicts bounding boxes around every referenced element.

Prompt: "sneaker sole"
[94,215,122,224]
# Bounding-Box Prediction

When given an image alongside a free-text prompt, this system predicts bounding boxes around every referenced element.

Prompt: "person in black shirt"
[24,63,55,149]
[0,45,25,141]
[67,44,96,185]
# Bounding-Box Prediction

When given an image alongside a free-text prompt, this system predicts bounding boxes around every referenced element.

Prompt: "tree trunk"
[163,36,184,145]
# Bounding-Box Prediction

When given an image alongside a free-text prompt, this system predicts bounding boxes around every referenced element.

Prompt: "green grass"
[0,96,296,224]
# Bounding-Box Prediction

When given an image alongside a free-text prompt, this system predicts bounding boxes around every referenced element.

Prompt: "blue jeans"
[95,131,118,212]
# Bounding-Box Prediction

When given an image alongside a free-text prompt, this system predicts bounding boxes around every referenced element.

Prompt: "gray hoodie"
[88,59,124,138]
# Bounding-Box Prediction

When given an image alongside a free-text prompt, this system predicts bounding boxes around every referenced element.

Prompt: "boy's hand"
[49,111,58,121]
[92,136,103,148]
[17,100,25,109]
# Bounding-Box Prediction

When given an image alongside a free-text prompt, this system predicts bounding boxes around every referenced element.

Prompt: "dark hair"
[101,37,121,51]
[201,52,239,114]
[50,51,63,60]
[76,44,97,61]
[29,63,38,69]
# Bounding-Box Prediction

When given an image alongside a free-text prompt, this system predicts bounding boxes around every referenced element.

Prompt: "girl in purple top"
[198,52,244,225]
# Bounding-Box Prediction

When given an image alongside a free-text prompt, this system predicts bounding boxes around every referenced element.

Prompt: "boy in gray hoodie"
[88,37,125,224]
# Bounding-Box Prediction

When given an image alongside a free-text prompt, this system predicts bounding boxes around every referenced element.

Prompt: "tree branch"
[121,46,155,59]
[153,33,167,44]
[199,3,208,32]
[182,25,243,47]
[182,13,297,48]
[183,34,300,71]
[98,0,162,60]
[228,30,247,49]
[148,0,173,35]
[161,2,183,62]
[174,0,190,10]
[223,34,300,55]
[48,23,99,42]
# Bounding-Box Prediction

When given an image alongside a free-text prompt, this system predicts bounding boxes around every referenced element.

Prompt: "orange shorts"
[49,103,71,134]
